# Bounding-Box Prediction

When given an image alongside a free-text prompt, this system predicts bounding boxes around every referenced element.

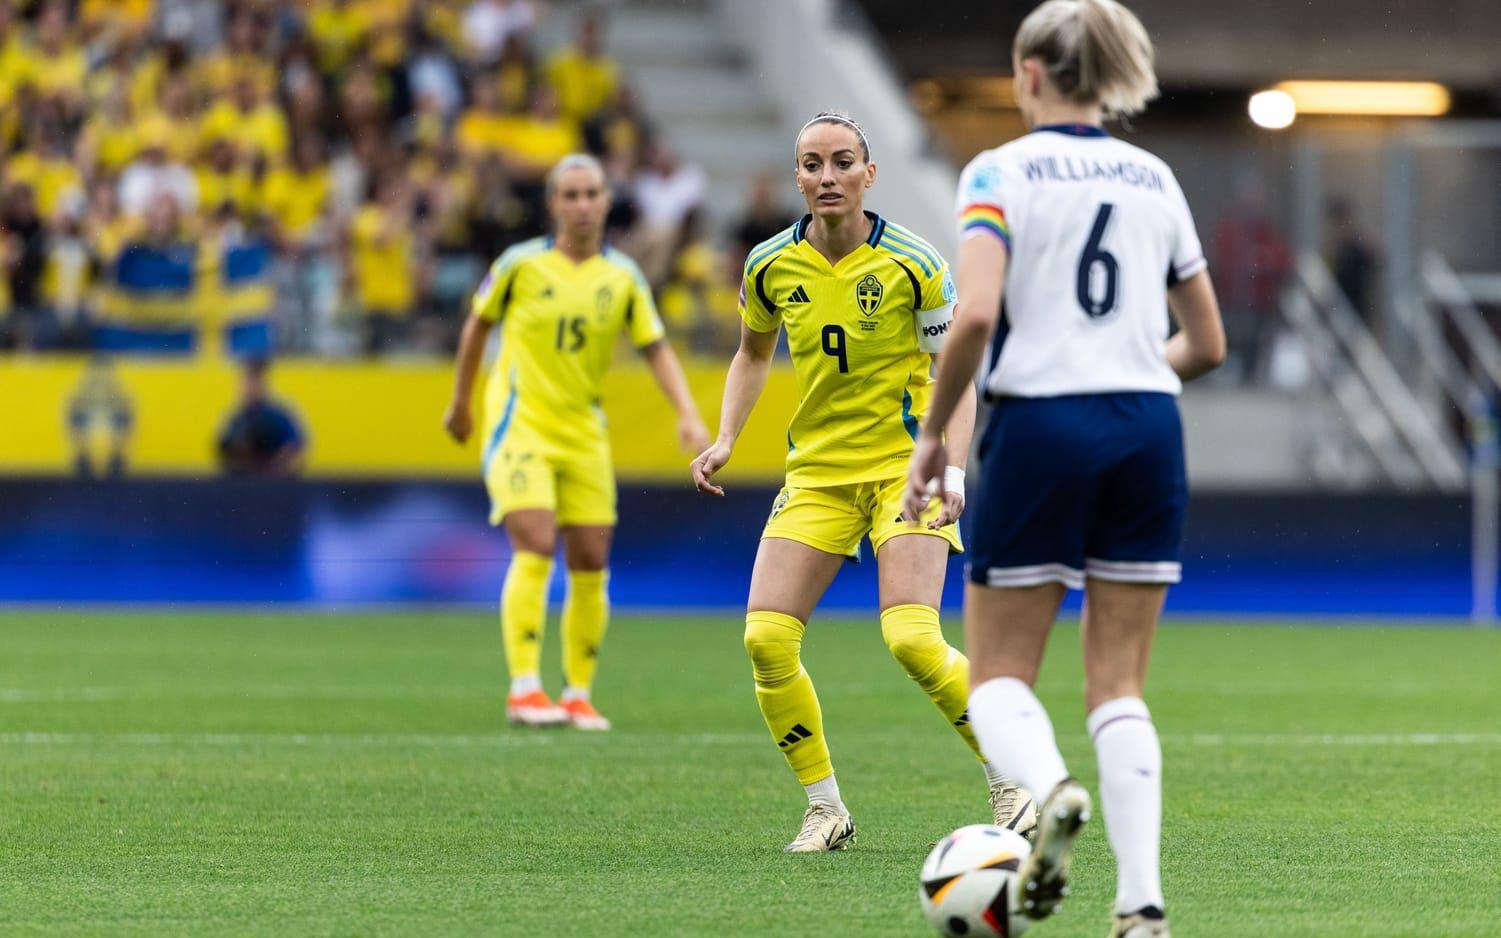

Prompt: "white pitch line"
[0,731,771,748]
[0,732,540,747]
[0,686,495,703]
[1181,733,1501,746]
[0,731,1497,748]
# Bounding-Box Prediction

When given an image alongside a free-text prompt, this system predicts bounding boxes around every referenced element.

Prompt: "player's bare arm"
[444,313,493,443]
[926,356,977,529]
[691,321,778,497]
[1165,269,1227,380]
[905,235,1009,522]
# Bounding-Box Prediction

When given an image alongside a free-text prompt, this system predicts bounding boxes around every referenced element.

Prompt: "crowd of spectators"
[0,0,764,359]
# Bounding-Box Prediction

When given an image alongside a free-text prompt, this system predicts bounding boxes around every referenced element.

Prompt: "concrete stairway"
[580,0,794,228]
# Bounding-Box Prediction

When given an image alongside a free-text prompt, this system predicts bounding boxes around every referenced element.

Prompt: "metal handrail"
[1294,254,1466,488]
[1422,252,1501,391]
[1417,251,1501,624]
[1278,285,1418,484]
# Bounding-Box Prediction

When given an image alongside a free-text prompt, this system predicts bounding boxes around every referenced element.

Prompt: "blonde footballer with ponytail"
[1014,0,1158,119]
[913,2,1226,935]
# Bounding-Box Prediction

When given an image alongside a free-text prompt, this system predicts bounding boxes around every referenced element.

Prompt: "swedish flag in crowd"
[97,237,275,357]
[218,239,275,358]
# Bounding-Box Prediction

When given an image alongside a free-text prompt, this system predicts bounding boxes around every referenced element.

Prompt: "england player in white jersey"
[904,2,1226,936]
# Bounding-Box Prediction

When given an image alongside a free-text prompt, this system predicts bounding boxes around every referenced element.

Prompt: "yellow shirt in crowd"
[0,33,31,105]
[547,49,618,122]
[199,100,289,163]
[502,117,581,168]
[29,46,87,100]
[134,113,201,165]
[195,166,257,218]
[82,116,143,174]
[80,0,153,33]
[459,112,581,168]
[5,150,82,218]
[192,52,276,100]
[307,1,372,74]
[350,205,414,314]
[261,165,331,239]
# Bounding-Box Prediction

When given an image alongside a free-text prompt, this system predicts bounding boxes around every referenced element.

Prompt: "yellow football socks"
[744,610,833,785]
[880,603,985,758]
[501,551,553,682]
[562,569,609,692]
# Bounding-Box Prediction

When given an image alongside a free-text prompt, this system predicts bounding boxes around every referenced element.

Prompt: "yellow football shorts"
[761,476,963,561]
[484,427,617,527]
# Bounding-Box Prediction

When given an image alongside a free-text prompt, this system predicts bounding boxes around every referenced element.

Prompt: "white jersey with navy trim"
[956,124,1206,398]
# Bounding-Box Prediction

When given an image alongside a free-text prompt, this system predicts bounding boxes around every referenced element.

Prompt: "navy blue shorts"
[967,392,1187,590]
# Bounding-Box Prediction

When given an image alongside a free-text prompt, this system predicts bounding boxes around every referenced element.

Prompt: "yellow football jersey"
[349,206,414,313]
[198,101,289,163]
[261,165,330,239]
[740,213,956,487]
[547,49,619,122]
[473,238,666,453]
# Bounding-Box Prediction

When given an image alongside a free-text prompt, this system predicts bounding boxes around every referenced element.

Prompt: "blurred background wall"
[1,0,1497,616]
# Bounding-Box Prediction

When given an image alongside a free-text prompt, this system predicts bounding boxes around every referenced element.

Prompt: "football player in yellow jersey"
[446,154,708,731]
[691,113,1036,851]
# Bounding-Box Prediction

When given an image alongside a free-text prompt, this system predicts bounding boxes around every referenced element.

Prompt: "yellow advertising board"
[0,355,799,482]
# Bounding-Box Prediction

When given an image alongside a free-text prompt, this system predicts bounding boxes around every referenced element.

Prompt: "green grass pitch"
[1,610,1498,936]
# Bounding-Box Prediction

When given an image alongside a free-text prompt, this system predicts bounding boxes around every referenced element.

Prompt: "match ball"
[919,824,1031,937]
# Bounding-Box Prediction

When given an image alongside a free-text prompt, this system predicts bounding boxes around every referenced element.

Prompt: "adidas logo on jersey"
[786,285,811,304]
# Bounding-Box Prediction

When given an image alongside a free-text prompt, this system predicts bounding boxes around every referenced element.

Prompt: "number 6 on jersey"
[1077,203,1119,319]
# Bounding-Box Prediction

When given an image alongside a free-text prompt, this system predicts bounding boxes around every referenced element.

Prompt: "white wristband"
[944,466,966,496]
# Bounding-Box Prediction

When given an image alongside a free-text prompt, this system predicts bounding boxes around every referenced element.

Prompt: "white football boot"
[784,803,857,853]
[989,780,1038,841]
[1017,778,1092,920]
[1109,907,1171,937]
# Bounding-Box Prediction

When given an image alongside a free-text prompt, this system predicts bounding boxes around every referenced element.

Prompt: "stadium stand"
[0,0,752,357]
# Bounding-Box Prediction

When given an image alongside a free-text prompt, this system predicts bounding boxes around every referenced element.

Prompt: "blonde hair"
[546,153,608,196]
[1014,0,1158,118]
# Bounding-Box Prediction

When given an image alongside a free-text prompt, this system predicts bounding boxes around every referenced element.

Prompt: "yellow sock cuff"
[510,551,554,579]
[744,611,806,688]
[881,602,939,618]
[880,603,941,636]
[567,569,608,591]
[746,609,805,637]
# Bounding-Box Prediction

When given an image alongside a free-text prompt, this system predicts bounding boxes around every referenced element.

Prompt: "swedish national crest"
[856,274,884,316]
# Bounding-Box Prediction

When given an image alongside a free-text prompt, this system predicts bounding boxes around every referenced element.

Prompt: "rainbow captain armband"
[959,203,1011,250]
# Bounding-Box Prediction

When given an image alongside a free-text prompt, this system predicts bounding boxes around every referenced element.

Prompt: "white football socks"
[1088,696,1164,914]
[510,674,542,697]
[560,686,589,703]
[803,774,847,815]
[981,760,1011,789]
[969,677,1069,801]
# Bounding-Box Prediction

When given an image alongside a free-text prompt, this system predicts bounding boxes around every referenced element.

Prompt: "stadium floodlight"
[1248,90,1297,130]
[1274,80,1451,117]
